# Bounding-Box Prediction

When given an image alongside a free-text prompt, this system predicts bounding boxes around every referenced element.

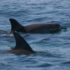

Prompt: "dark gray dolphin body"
[9,18,65,34]
[9,32,35,55]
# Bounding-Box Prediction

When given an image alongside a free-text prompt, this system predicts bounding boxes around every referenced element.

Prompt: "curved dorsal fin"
[9,18,26,33]
[13,32,34,52]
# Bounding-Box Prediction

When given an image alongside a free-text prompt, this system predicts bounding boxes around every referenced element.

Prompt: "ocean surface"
[0,0,70,70]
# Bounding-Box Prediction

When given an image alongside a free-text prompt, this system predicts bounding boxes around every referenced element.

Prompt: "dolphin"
[9,31,35,55]
[9,18,65,34]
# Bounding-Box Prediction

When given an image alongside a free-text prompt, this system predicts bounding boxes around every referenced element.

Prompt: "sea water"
[0,0,70,70]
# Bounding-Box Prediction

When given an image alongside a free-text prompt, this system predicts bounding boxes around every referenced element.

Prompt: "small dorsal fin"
[9,18,26,33]
[13,31,34,52]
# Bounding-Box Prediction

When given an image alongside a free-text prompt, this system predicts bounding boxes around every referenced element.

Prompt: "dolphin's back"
[10,32,35,55]
[9,18,63,33]
[13,32,34,52]
[25,23,61,33]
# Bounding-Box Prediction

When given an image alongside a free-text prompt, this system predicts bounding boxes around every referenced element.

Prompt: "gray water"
[0,0,70,70]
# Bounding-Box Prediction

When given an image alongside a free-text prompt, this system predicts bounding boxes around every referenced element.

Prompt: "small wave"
[37,63,52,67]
[34,51,62,58]
[0,30,11,37]
[62,61,70,65]
[0,30,9,34]
[0,61,10,67]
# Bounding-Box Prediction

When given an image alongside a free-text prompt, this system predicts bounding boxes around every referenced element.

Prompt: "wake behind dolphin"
[9,18,66,34]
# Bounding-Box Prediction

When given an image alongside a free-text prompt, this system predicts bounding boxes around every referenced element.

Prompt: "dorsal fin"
[9,18,26,33]
[13,31,34,52]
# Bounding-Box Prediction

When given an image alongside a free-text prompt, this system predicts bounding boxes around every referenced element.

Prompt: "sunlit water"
[0,0,70,70]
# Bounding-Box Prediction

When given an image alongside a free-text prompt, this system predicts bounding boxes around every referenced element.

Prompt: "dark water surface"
[0,0,70,70]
